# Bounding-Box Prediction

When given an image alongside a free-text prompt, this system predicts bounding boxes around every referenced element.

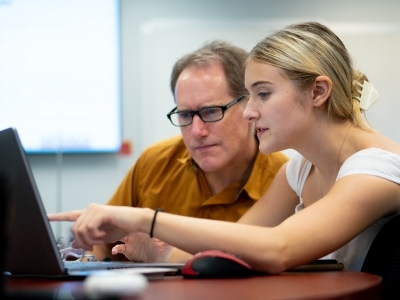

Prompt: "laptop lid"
[1,127,184,277]
[0,127,65,275]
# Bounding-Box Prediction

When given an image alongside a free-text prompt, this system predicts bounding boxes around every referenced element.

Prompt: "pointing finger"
[47,210,84,222]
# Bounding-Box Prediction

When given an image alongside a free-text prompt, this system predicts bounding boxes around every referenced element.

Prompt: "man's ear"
[312,76,332,107]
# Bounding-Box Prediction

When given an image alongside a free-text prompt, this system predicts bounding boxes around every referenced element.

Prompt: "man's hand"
[111,232,173,263]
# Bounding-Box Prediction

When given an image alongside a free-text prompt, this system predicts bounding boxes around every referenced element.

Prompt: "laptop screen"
[0,127,185,277]
[0,127,65,275]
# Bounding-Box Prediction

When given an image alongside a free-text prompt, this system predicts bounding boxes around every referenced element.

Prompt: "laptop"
[0,127,184,278]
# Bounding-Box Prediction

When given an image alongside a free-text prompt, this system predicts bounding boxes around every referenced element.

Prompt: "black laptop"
[0,127,183,278]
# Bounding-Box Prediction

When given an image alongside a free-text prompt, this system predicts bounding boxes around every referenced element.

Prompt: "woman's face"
[243,61,314,154]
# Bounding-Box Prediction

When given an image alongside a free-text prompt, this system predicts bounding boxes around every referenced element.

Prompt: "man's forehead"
[175,95,230,110]
[177,63,225,81]
[175,65,231,108]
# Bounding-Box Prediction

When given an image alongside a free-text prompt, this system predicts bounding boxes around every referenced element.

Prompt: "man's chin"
[195,159,225,173]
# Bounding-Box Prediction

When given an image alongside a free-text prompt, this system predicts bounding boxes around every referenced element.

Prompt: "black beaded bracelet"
[149,208,164,238]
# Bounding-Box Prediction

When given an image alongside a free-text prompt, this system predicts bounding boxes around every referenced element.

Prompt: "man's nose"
[190,115,209,138]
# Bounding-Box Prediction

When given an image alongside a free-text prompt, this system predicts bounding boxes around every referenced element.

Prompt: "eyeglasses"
[167,95,247,127]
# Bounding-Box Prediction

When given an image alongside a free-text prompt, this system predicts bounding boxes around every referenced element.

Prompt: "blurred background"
[1,0,399,241]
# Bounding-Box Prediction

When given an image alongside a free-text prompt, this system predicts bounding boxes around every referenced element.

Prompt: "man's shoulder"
[145,135,185,151]
[140,135,188,160]
[257,150,289,165]
[253,150,290,178]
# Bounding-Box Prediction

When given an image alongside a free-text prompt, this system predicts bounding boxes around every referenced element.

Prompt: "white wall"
[27,0,400,241]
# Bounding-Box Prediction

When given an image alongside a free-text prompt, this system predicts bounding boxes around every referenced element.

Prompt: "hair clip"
[354,81,379,110]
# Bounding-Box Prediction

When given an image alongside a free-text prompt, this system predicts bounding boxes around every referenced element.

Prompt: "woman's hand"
[48,204,150,251]
[111,232,173,263]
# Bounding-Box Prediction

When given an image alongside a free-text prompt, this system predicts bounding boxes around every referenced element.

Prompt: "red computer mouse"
[181,250,252,278]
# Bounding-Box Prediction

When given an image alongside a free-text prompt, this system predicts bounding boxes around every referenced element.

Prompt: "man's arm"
[110,232,189,263]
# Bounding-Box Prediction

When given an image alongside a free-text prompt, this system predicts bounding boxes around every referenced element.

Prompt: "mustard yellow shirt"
[107,135,288,222]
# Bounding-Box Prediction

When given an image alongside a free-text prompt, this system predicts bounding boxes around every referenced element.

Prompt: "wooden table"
[4,271,382,300]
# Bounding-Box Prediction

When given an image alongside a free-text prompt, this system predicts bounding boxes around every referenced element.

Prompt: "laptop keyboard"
[64,261,141,270]
[64,261,184,271]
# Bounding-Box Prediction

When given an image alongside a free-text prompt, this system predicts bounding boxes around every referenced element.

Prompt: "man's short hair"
[170,40,248,101]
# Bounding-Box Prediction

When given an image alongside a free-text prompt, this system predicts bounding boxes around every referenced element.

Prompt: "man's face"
[174,63,253,173]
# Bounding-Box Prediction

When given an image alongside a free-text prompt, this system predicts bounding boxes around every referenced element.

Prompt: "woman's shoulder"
[358,130,400,156]
[345,148,400,165]
[354,130,400,159]
[339,147,400,184]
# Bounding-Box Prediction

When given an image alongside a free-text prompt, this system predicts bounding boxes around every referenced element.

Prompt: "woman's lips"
[256,127,268,138]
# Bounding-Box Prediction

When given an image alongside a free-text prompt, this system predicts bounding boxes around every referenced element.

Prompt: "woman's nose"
[243,98,257,121]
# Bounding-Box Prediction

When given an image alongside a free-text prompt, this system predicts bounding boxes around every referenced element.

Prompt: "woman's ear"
[312,76,332,107]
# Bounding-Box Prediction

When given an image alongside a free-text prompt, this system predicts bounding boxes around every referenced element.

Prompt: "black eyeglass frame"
[166,95,247,127]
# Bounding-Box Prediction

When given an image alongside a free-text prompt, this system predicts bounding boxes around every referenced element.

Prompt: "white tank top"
[286,148,400,270]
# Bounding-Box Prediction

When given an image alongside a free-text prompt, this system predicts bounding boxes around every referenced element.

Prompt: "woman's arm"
[145,174,400,273]
[238,163,299,226]
[48,172,400,273]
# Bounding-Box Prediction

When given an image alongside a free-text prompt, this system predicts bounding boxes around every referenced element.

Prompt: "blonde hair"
[247,21,374,130]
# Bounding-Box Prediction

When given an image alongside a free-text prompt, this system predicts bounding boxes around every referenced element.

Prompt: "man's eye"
[202,108,219,116]
[178,112,191,120]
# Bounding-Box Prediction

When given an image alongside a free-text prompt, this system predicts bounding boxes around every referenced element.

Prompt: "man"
[93,41,288,261]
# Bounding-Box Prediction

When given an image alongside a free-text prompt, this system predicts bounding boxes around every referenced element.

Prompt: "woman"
[49,22,400,273]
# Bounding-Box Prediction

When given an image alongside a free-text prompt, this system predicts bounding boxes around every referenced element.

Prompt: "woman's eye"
[259,92,270,99]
